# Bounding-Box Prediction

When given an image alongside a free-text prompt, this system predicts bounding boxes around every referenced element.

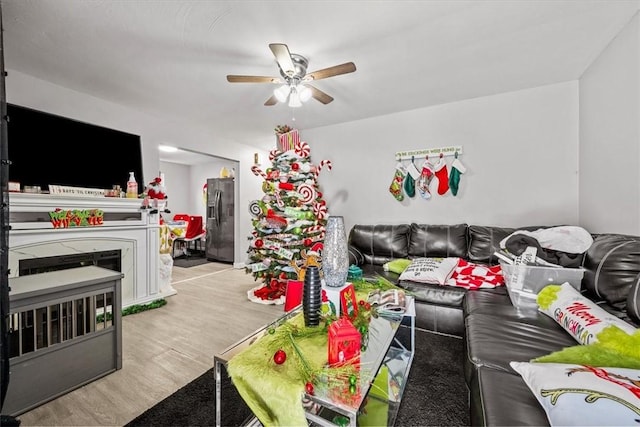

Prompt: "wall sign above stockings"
[390,146,466,201]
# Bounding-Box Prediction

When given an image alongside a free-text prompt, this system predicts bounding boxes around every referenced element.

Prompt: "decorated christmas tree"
[246,125,332,303]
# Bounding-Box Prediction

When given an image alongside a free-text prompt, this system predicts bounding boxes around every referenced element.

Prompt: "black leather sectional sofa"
[347,223,640,426]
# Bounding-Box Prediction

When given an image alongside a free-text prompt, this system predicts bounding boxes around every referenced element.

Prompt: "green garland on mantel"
[97,298,167,323]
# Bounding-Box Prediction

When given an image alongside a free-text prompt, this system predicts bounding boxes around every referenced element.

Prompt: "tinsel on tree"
[246,125,332,303]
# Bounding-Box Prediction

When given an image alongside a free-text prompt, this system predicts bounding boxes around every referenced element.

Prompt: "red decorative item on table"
[327,317,361,367]
[340,284,359,320]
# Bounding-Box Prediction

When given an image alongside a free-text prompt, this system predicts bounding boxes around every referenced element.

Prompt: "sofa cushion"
[467,225,552,265]
[469,366,549,427]
[356,264,400,284]
[463,295,576,385]
[467,225,522,265]
[398,280,468,308]
[407,223,468,258]
[348,224,410,265]
[582,233,640,311]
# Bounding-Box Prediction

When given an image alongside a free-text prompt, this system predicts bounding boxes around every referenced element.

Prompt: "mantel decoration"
[141,175,170,214]
[246,125,333,305]
[49,208,104,228]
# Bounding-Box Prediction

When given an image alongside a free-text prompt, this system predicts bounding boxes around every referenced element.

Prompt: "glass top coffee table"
[214,297,415,426]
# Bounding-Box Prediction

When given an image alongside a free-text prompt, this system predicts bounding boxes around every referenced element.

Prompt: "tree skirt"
[247,284,285,305]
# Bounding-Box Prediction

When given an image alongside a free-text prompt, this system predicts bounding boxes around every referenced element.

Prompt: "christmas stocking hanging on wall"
[449,153,466,196]
[434,155,450,195]
[389,162,407,201]
[418,158,435,200]
[404,158,420,198]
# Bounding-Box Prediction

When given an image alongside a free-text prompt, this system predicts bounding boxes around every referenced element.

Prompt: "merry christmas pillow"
[537,282,637,345]
[398,257,459,285]
[510,362,640,426]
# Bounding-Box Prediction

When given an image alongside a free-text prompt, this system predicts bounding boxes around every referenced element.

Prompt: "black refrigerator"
[206,178,235,263]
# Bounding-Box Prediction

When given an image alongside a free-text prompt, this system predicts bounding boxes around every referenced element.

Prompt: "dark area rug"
[125,329,469,426]
[172,255,209,268]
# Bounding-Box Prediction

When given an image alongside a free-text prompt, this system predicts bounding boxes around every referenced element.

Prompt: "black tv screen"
[7,103,144,191]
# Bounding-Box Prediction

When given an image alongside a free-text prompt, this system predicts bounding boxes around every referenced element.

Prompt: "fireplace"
[18,249,122,276]
[8,192,170,310]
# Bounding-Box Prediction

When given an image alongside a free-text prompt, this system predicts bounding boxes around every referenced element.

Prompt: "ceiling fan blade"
[308,85,334,104]
[227,75,281,84]
[264,95,278,106]
[269,43,296,76]
[305,62,356,81]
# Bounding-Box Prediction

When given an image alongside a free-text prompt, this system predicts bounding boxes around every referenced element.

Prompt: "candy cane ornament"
[302,224,325,235]
[273,190,285,207]
[313,159,333,178]
[251,165,267,179]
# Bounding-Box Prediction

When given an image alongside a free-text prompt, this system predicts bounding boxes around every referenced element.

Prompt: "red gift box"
[328,317,361,367]
[284,280,303,312]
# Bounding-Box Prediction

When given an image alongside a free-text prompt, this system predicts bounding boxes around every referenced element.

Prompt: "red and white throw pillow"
[445,259,505,290]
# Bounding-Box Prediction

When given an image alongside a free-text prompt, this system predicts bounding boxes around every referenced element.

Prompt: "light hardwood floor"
[14,262,282,426]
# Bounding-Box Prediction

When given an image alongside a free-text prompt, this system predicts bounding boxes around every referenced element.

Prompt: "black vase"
[303,266,322,327]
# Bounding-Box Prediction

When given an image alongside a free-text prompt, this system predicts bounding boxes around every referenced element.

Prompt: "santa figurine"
[144,175,170,214]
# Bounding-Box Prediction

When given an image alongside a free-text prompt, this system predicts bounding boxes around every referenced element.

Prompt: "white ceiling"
[2,0,639,161]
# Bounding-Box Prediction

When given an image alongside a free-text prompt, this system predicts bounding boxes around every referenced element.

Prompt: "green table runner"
[227,313,329,426]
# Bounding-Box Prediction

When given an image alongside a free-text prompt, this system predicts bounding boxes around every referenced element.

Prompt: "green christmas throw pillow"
[535,284,640,369]
[383,258,412,275]
[537,283,636,345]
[532,325,640,369]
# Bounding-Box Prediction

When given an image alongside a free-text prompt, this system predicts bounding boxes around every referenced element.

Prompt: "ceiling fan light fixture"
[298,85,312,102]
[288,88,302,108]
[274,84,290,103]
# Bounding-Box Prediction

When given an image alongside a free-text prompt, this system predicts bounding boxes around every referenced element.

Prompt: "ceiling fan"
[226,43,356,107]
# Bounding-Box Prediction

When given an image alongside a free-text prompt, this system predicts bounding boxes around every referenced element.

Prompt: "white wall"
[306,81,580,234]
[159,161,190,217]
[579,12,640,235]
[7,70,268,266]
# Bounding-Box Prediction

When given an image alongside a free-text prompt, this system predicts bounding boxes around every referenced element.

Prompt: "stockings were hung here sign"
[390,146,466,202]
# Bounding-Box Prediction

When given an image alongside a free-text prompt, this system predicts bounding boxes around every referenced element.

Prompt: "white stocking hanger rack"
[395,145,463,161]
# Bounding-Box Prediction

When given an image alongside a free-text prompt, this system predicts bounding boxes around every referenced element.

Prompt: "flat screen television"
[7,103,144,192]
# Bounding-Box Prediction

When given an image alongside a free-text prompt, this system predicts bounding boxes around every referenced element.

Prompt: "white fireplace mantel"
[8,192,171,308]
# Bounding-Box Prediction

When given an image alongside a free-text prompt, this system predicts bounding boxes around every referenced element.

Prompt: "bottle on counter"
[126,172,138,199]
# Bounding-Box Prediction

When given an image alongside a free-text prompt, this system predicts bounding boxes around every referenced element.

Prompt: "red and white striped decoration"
[278,129,300,152]
[269,149,280,161]
[273,190,285,207]
[313,200,327,219]
[297,184,316,205]
[251,165,267,179]
[314,159,332,178]
[294,141,310,157]
[302,224,325,235]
